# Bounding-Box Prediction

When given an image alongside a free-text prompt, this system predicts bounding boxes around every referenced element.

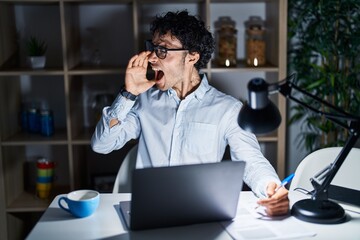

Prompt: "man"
[91,10,289,216]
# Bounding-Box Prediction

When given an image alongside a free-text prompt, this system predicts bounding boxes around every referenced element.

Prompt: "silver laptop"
[119,161,245,230]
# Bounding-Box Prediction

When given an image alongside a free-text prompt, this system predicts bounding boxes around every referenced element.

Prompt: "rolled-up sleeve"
[91,93,139,154]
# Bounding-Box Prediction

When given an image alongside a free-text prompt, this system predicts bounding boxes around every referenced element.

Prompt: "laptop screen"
[120,161,245,230]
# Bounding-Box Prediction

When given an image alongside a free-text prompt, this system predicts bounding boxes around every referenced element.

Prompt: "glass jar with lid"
[215,16,237,67]
[245,16,266,67]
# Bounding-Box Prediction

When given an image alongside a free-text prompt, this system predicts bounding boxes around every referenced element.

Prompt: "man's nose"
[148,51,158,63]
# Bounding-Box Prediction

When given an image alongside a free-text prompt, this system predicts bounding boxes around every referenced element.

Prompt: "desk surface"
[26,191,360,240]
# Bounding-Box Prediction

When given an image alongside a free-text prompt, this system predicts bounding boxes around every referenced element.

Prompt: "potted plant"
[26,36,47,69]
[287,0,360,153]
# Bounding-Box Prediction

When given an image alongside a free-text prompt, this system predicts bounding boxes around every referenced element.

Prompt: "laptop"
[119,161,245,230]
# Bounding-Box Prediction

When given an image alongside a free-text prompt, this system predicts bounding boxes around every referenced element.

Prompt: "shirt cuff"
[107,93,136,121]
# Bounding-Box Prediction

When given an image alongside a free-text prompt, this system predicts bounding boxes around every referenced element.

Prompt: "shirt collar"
[166,74,210,101]
[194,74,210,101]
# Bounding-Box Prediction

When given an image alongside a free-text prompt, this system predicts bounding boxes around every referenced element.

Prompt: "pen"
[274,173,295,192]
[255,173,295,209]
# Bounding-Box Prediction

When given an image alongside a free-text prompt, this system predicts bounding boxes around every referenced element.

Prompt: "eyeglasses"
[145,40,187,59]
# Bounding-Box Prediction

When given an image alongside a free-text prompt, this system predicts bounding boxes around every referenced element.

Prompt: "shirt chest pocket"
[185,122,217,154]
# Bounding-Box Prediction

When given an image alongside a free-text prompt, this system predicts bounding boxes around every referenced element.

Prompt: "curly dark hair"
[150,10,215,70]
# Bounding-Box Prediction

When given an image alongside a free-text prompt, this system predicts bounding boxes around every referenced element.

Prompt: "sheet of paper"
[221,199,317,240]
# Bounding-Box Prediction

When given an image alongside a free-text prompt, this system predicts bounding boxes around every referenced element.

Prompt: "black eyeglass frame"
[145,40,187,59]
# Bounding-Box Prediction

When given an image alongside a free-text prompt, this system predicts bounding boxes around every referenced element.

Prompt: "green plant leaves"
[288,0,360,153]
[26,36,47,56]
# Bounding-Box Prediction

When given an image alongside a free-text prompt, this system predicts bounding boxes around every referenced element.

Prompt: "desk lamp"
[238,74,360,224]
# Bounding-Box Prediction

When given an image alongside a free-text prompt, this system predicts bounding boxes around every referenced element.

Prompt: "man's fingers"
[127,54,138,68]
[265,198,290,215]
[257,188,290,216]
[127,52,150,69]
[265,204,290,216]
[258,189,288,205]
[266,182,278,197]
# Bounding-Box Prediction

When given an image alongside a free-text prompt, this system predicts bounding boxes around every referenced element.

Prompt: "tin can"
[27,108,40,133]
[40,109,54,136]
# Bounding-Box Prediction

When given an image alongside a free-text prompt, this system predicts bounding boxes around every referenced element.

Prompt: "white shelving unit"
[0,1,287,239]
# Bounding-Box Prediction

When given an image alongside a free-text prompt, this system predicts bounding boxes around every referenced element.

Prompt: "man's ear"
[186,52,200,66]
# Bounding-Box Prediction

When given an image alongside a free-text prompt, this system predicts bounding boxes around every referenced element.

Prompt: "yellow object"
[36,182,52,199]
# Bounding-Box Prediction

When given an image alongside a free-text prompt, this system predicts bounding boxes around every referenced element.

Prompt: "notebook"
[119,161,245,230]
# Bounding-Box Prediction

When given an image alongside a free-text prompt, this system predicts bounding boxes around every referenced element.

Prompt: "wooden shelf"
[68,65,126,75]
[71,128,93,144]
[6,186,70,213]
[209,60,279,73]
[1,130,68,146]
[0,1,288,239]
[257,132,279,142]
[0,68,64,76]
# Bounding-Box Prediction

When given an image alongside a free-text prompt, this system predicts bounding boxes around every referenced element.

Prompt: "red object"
[37,158,55,169]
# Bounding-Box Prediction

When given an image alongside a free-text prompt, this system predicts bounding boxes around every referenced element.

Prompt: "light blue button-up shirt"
[91,75,280,197]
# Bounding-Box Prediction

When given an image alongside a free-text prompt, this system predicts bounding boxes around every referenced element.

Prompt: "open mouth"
[150,64,165,83]
[155,70,164,81]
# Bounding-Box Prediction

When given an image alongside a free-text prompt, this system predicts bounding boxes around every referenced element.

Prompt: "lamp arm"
[286,93,351,130]
[310,130,359,201]
[275,77,359,122]
[269,74,360,201]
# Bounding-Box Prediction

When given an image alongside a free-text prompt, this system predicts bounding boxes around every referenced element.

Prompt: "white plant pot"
[28,56,46,69]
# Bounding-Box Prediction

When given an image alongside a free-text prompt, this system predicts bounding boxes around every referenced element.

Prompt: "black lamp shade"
[238,101,281,134]
[238,77,282,134]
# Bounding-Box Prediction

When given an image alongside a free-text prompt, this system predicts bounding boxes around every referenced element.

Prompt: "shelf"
[0,68,64,76]
[68,65,126,75]
[6,186,70,213]
[0,1,287,239]
[1,130,68,146]
[206,66,278,73]
[257,132,278,142]
[64,62,279,75]
[6,192,50,213]
[209,60,278,72]
[72,128,93,144]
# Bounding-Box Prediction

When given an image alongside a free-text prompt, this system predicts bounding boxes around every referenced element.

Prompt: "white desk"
[26,191,360,240]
